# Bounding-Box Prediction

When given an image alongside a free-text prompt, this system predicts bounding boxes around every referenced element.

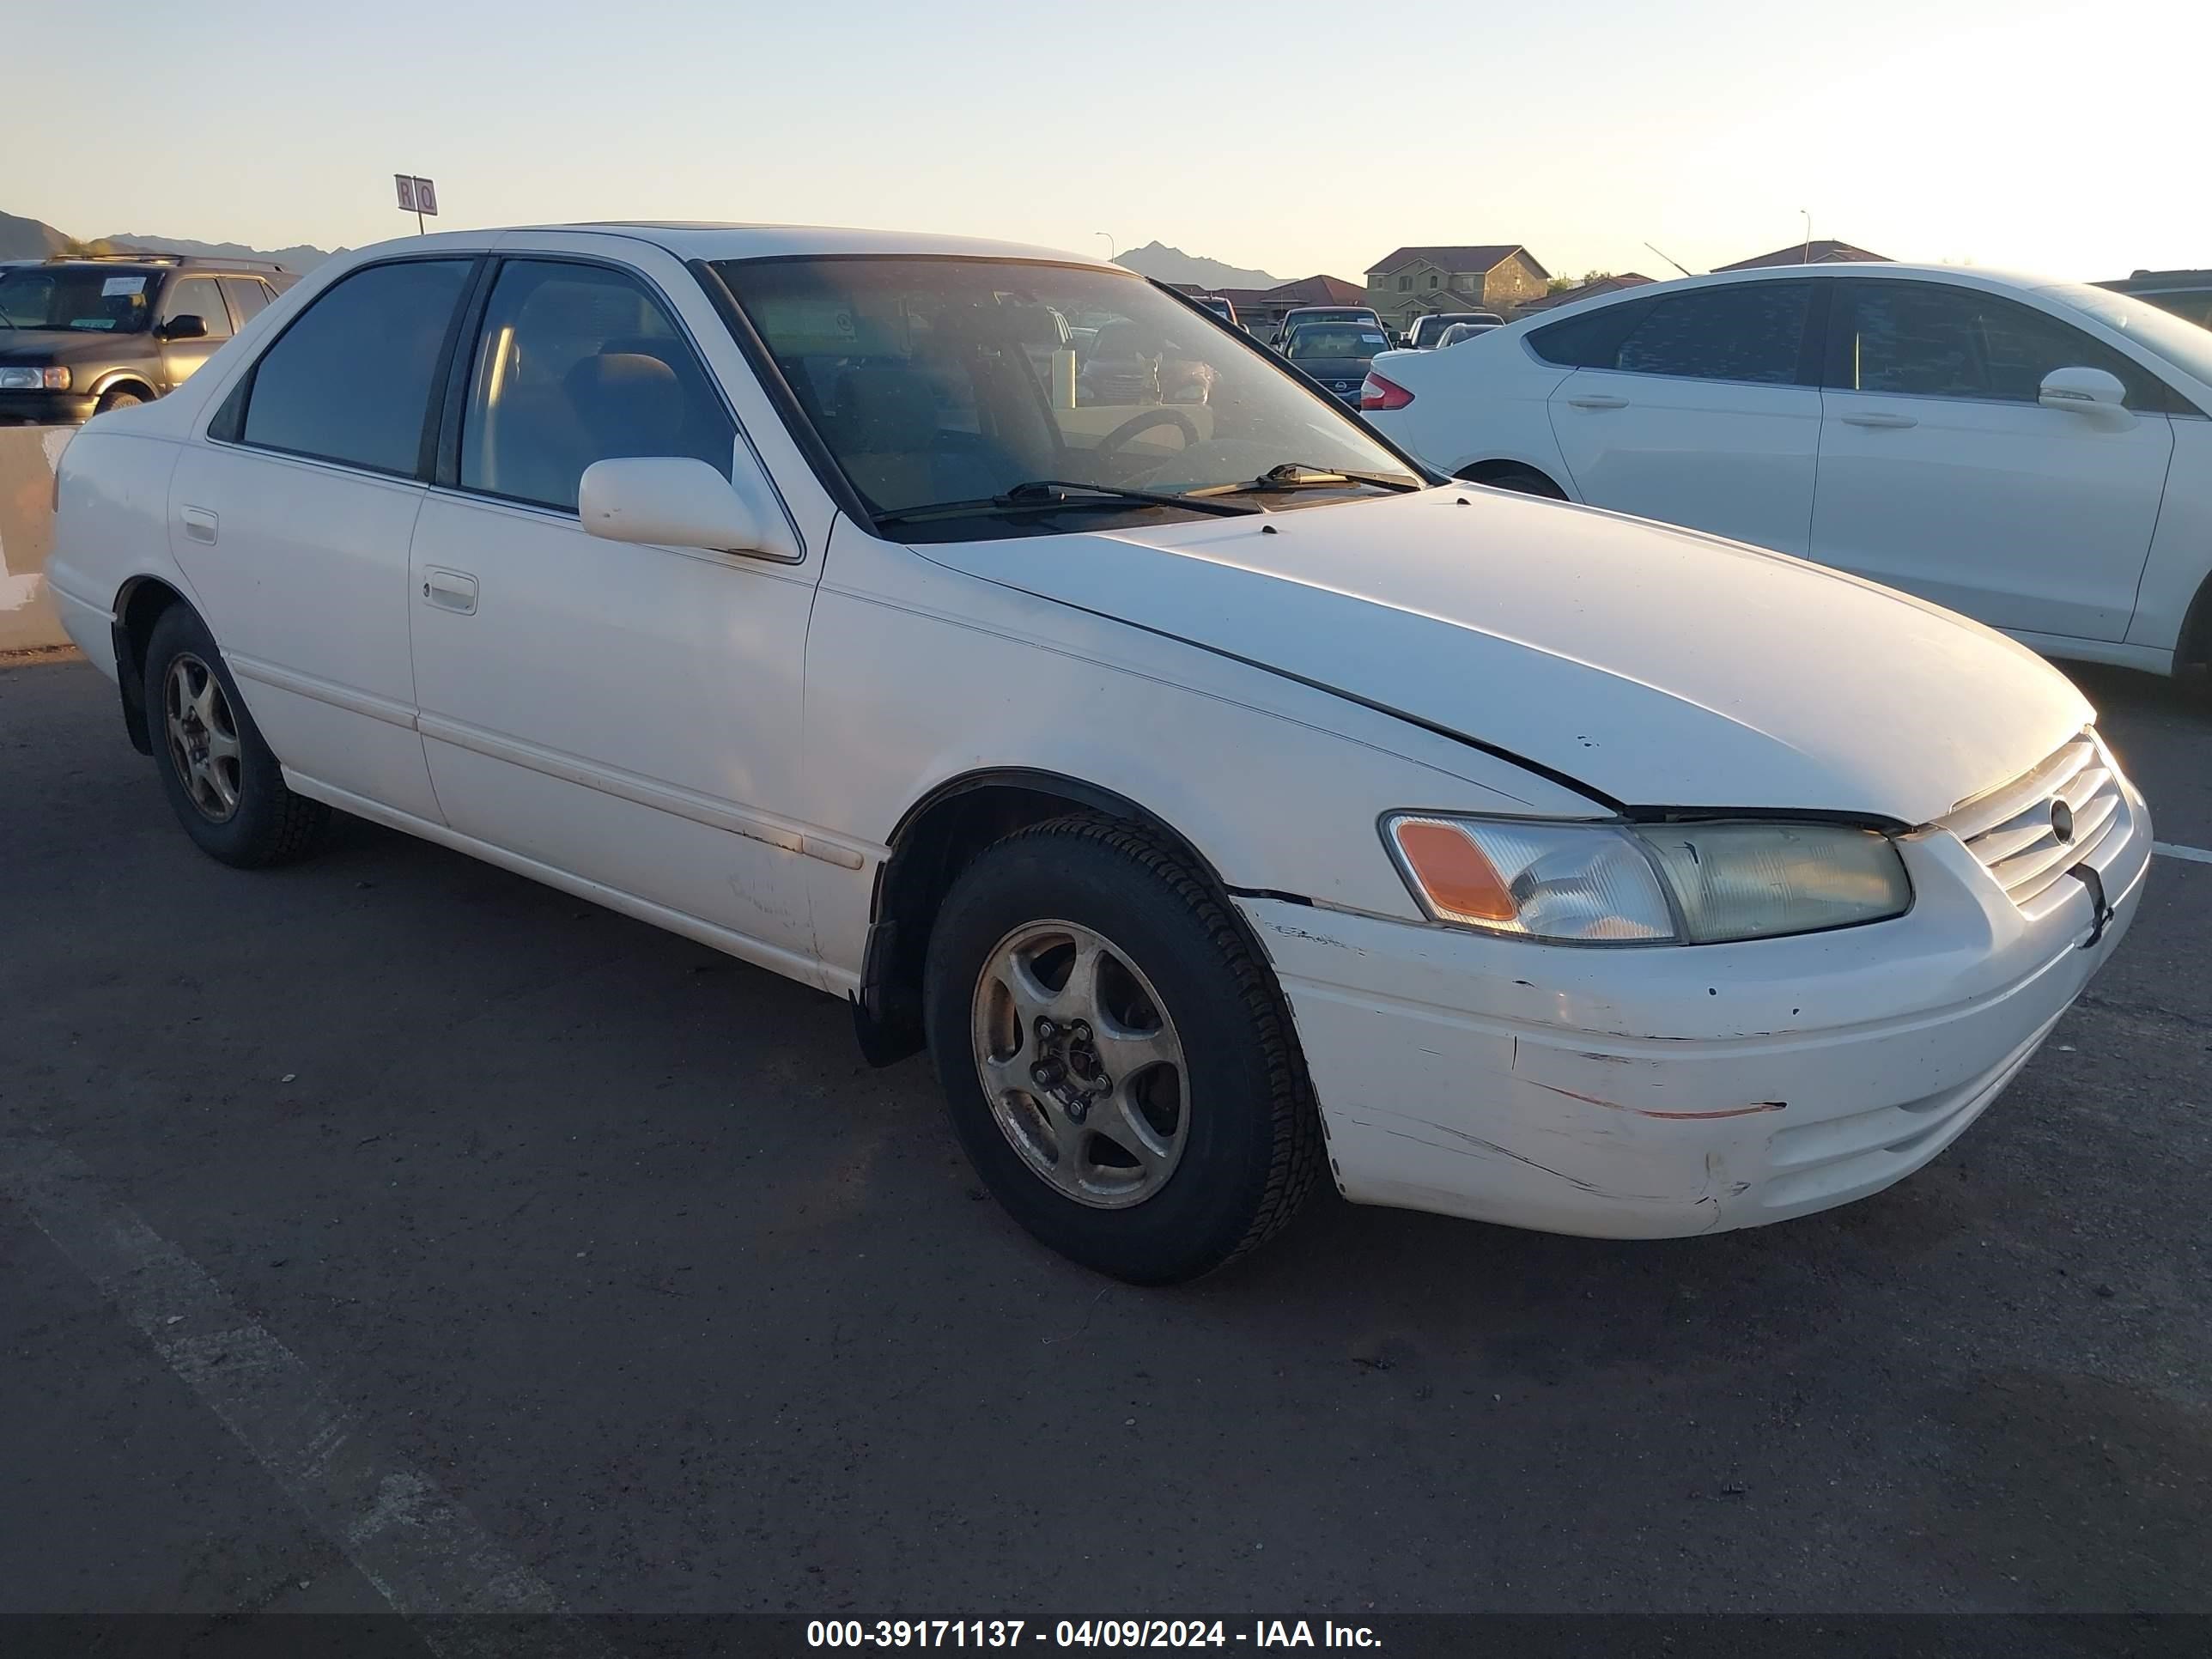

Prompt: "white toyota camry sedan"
[1361,264,2212,682]
[48,224,2149,1282]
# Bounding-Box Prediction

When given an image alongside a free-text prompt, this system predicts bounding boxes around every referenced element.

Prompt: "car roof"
[469,222,1118,269]
[1510,260,2084,326]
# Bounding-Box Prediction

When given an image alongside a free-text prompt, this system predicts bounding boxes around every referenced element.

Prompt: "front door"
[155,275,233,391]
[1811,278,2175,642]
[404,256,822,967]
[1546,277,1823,555]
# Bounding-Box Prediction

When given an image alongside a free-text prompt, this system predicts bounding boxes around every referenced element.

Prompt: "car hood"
[914,487,2093,823]
[0,329,145,365]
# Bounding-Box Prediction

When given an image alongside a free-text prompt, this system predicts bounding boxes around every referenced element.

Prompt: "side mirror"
[161,314,209,341]
[578,456,799,561]
[2039,365,2128,413]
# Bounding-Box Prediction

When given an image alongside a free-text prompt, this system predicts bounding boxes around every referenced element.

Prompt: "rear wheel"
[924,817,1322,1283]
[143,605,329,867]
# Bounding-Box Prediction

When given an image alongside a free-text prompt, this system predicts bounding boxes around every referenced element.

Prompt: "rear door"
[1811,278,2174,641]
[1545,278,1823,554]
[169,256,477,821]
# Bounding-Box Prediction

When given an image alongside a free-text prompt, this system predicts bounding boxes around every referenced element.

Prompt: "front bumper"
[1242,772,2150,1238]
[0,389,98,425]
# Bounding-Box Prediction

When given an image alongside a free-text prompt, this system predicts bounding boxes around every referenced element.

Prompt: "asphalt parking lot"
[3,648,2209,1648]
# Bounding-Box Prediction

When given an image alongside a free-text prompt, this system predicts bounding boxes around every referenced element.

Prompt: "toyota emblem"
[2051,799,2075,844]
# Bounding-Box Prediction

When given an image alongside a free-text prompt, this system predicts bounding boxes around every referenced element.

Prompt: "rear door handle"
[422,568,478,615]
[1840,410,1918,429]
[1566,394,1629,410]
[179,506,219,544]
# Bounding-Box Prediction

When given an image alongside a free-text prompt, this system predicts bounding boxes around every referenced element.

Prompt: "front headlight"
[0,365,70,391]
[1383,814,1911,945]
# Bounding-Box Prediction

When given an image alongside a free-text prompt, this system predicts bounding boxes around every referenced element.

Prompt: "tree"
[1547,268,1615,294]
[59,236,122,258]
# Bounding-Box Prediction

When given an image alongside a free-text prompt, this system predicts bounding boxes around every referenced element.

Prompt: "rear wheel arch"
[853,769,1257,1066]
[112,576,193,754]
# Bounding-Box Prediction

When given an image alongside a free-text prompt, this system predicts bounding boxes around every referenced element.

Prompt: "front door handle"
[1840,410,1918,429]
[179,506,219,544]
[422,568,478,615]
[1566,394,1629,410]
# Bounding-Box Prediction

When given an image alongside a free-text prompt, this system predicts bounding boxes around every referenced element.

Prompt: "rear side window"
[1834,280,2166,410]
[222,276,273,325]
[458,260,735,514]
[1613,282,1811,384]
[239,259,471,476]
[1527,301,1650,368]
[166,276,232,339]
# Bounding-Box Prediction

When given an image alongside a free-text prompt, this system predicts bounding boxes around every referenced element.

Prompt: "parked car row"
[1358,263,2212,683]
[50,223,2148,1285]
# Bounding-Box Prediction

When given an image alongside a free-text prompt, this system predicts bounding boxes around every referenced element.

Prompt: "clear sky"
[15,0,2203,283]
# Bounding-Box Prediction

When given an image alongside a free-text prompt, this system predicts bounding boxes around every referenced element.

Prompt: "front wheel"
[924,817,1322,1283]
[143,605,330,867]
[95,387,148,415]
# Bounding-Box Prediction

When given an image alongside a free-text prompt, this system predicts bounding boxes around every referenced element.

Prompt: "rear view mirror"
[2039,366,2128,413]
[160,315,208,341]
[578,457,799,561]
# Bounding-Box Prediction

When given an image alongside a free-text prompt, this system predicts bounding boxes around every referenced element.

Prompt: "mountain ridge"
[1113,240,1283,291]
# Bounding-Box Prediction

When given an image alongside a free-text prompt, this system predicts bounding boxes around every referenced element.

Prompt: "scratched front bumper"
[1238,783,2149,1239]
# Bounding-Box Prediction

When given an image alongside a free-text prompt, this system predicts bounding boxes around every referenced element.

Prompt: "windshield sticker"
[70,319,118,331]
[100,275,148,297]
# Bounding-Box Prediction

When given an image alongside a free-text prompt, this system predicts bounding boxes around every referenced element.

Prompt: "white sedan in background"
[1362,265,2212,680]
[49,225,2148,1282]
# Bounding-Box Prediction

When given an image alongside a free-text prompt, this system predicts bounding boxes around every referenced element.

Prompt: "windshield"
[1286,325,1389,358]
[2044,283,2212,391]
[714,257,1420,536]
[0,267,158,333]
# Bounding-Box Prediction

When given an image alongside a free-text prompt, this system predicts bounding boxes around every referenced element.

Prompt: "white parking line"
[2154,842,2212,866]
[0,1129,610,1659]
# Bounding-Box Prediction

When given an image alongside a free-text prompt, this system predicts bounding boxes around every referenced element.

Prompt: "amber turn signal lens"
[1390,819,1517,923]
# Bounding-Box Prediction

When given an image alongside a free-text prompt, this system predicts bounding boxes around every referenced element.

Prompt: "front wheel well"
[1454,459,1568,499]
[2176,568,2212,672]
[854,774,1232,1066]
[112,577,191,754]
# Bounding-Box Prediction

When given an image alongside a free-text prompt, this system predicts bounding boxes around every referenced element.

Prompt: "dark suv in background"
[2099,269,2212,330]
[0,254,295,424]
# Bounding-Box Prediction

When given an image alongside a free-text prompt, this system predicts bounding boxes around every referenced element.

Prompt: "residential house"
[1364,245,1551,333]
[1715,239,1889,271]
[1179,274,1370,340]
[1515,272,1656,314]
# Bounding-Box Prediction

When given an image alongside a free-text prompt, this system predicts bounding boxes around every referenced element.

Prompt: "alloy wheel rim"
[970,919,1189,1209]
[164,653,242,823]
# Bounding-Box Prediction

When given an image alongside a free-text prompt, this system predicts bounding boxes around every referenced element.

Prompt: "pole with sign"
[393,173,439,236]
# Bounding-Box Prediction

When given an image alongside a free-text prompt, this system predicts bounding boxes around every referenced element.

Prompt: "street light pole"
[1097,232,1117,261]
[1801,209,1813,265]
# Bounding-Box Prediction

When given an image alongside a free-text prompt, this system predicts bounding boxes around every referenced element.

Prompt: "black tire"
[95,387,148,414]
[143,605,329,867]
[1461,464,1565,500]
[924,816,1322,1284]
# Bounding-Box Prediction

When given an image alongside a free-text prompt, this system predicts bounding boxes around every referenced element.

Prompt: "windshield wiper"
[873,479,1261,528]
[1188,463,1422,498]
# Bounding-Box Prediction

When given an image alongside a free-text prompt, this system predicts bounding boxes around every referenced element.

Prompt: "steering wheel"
[1096,407,1200,458]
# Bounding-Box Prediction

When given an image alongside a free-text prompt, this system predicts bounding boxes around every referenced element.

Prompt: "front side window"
[0,266,157,333]
[1838,281,2164,409]
[165,276,232,339]
[240,258,471,475]
[459,260,736,513]
[1612,281,1811,385]
[713,257,1419,538]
